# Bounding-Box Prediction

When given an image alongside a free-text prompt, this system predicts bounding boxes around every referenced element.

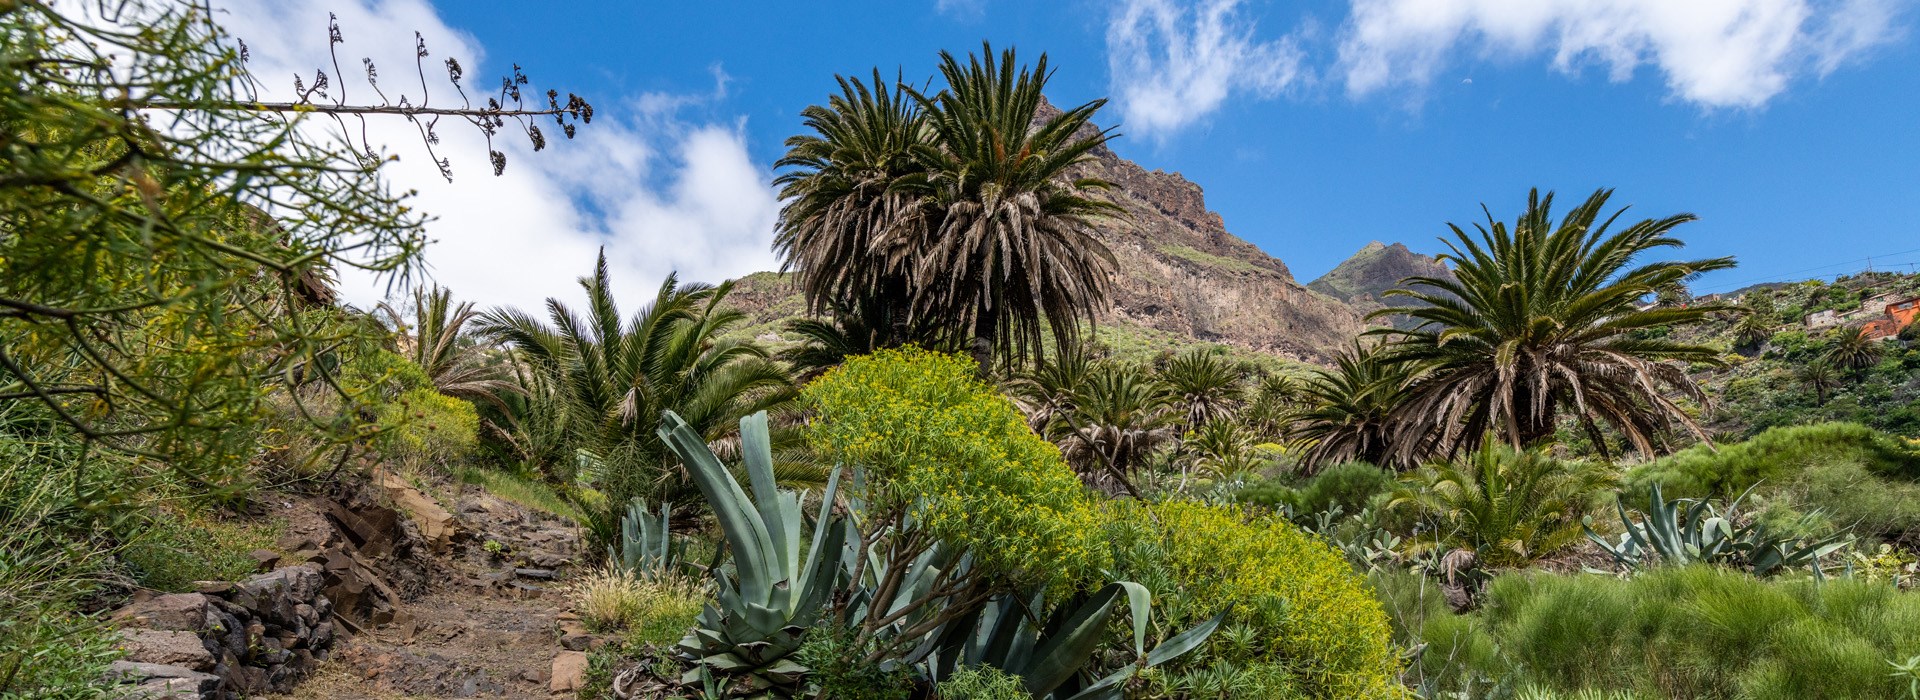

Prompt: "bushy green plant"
[1626,423,1920,539]
[794,627,912,700]
[1283,461,1395,520]
[1105,499,1400,699]
[1409,566,1920,698]
[806,348,1111,586]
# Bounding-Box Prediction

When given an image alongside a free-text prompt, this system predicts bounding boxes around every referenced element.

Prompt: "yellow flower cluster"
[1105,500,1404,700]
[805,348,1110,586]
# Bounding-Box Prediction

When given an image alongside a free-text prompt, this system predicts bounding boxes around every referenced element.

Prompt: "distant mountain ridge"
[1307,242,1454,329]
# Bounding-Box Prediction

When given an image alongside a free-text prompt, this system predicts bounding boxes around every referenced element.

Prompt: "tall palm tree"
[480,251,795,515]
[905,44,1123,371]
[377,285,518,408]
[773,70,932,345]
[1374,188,1736,461]
[1158,349,1245,429]
[1822,325,1884,372]
[1291,343,1429,471]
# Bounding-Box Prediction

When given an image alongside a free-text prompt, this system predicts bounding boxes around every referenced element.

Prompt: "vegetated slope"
[731,99,1367,364]
[1677,271,1920,439]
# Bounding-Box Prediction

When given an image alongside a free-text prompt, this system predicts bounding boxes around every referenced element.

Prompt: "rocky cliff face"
[1308,241,1454,328]
[732,100,1372,363]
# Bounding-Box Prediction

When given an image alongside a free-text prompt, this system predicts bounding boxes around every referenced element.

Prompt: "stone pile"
[107,566,336,699]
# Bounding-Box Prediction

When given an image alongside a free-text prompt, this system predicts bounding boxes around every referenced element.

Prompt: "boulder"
[113,594,210,632]
[374,469,457,550]
[106,661,220,699]
[118,629,215,671]
[550,651,589,693]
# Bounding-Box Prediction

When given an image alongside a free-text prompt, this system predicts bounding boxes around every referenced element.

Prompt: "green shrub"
[1105,499,1400,699]
[1626,423,1920,539]
[935,666,1027,700]
[795,627,913,700]
[1413,566,1920,698]
[806,347,1110,587]
[1288,461,1395,518]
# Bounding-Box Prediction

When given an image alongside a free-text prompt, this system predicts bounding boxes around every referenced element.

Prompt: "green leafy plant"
[1391,442,1614,567]
[940,583,1224,699]
[935,665,1027,700]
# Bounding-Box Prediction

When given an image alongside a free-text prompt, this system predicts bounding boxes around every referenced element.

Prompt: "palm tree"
[1056,363,1174,495]
[376,285,519,409]
[1374,188,1736,461]
[1007,341,1096,433]
[1389,442,1616,567]
[1822,325,1884,372]
[773,70,932,345]
[1158,349,1245,429]
[1731,311,1773,352]
[1796,361,1839,406]
[480,251,795,518]
[904,44,1123,371]
[1242,373,1303,441]
[1292,343,1429,471]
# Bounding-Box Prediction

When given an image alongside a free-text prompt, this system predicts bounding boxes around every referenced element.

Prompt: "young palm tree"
[1822,325,1885,372]
[1158,349,1246,429]
[1389,442,1616,567]
[905,44,1123,371]
[1375,188,1736,461]
[773,70,932,344]
[376,285,519,409]
[480,251,795,517]
[1291,343,1430,471]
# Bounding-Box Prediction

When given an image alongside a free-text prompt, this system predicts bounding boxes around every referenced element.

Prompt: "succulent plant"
[661,410,852,698]
[1585,483,1850,577]
[609,498,679,580]
[930,583,1224,700]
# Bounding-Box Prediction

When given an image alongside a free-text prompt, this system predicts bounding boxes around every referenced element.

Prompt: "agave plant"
[1584,483,1851,577]
[932,583,1224,700]
[660,411,851,697]
[609,498,680,580]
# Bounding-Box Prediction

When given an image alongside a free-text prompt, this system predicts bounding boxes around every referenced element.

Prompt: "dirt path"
[269,487,583,699]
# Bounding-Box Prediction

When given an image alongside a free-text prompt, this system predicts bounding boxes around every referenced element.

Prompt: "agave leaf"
[1116,581,1152,658]
[1144,609,1228,667]
[661,411,776,600]
[1022,583,1124,696]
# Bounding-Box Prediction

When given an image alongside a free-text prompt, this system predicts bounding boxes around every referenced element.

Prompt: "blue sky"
[219,0,1920,309]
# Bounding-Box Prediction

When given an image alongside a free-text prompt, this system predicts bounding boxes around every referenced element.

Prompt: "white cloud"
[1337,0,1905,108]
[936,0,986,19]
[1106,0,1307,140]
[209,0,779,315]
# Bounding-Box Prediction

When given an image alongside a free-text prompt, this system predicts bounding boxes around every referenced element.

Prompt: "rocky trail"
[110,471,594,700]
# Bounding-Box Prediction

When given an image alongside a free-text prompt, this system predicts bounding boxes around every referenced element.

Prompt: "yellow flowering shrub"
[805,347,1109,585]
[1106,499,1403,699]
